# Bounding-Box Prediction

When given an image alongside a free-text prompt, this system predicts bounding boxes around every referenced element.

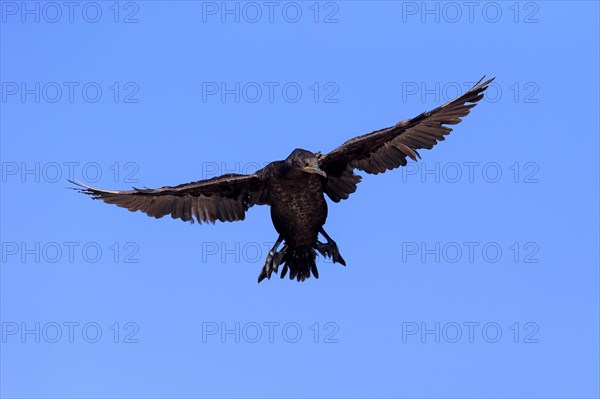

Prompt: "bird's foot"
[315,241,346,266]
[258,245,287,283]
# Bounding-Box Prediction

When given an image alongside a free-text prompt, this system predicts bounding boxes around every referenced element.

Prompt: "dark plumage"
[70,77,493,282]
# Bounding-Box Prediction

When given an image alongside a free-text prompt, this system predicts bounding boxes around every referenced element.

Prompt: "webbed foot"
[315,240,346,266]
[258,236,287,283]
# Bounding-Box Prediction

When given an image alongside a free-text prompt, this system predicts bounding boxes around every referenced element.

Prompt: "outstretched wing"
[70,173,269,224]
[319,77,493,202]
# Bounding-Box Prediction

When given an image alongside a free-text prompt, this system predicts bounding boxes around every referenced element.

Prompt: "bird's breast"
[267,174,327,247]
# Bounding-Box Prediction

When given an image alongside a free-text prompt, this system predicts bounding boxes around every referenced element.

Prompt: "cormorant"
[70,77,493,282]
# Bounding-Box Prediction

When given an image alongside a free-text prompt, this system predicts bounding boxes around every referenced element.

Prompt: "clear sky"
[1,1,599,398]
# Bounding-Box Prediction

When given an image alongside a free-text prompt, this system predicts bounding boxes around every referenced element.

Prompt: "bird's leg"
[275,244,289,278]
[258,235,285,283]
[318,228,346,266]
[314,240,332,258]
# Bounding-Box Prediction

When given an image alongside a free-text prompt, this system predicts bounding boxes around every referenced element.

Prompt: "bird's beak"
[303,166,327,178]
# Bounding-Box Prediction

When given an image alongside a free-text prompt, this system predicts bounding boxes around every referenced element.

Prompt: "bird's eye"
[304,162,309,167]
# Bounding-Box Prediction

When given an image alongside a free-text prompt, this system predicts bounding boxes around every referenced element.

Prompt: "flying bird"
[71,77,493,283]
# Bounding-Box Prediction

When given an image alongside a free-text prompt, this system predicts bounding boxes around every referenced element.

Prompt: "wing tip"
[67,179,122,196]
[472,75,496,91]
[456,75,495,106]
[67,179,92,194]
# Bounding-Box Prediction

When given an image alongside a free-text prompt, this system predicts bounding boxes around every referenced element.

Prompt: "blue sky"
[1,1,599,398]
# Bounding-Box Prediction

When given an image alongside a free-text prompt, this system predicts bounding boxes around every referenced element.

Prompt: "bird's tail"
[280,247,319,282]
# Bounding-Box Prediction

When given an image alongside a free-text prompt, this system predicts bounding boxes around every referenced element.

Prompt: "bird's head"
[286,148,327,178]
